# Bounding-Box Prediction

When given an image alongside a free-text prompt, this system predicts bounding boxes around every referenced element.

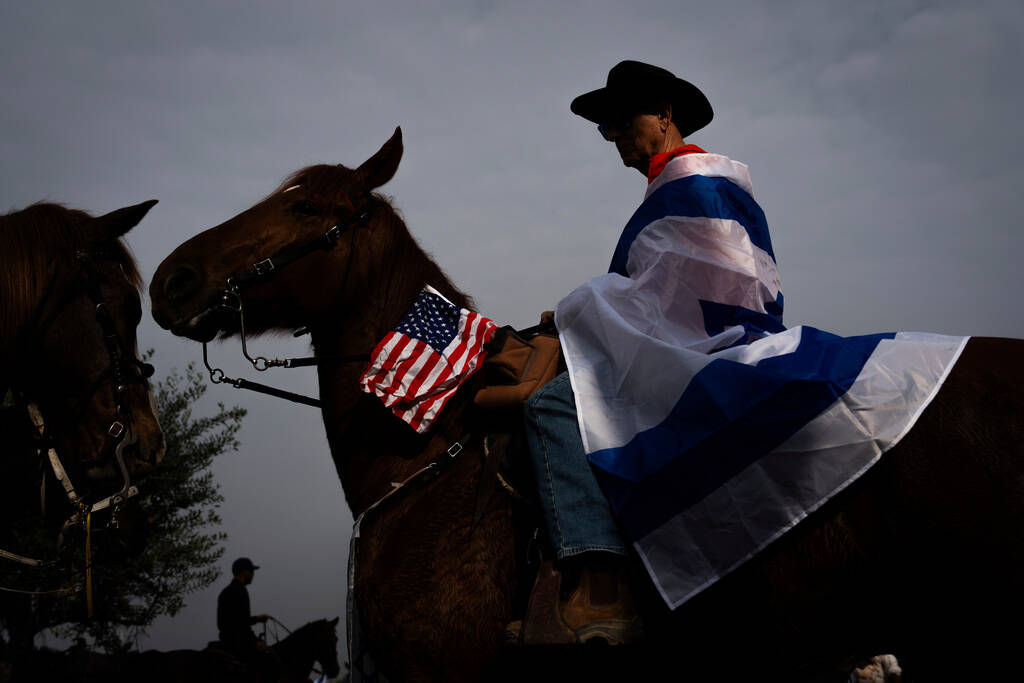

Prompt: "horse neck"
[273,626,318,680]
[310,212,476,514]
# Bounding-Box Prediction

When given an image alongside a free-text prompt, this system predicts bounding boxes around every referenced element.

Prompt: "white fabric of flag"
[556,152,968,609]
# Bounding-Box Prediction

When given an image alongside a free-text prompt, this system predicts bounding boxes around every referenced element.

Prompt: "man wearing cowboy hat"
[521,60,776,645]
[570,60,713,175]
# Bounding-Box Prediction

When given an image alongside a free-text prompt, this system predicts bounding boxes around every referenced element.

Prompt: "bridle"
[201,196,374,408]
[194,190,478,475]
[1,248,154,600]
[195,190,477,464]
[184,190,486,672]
[46,249,154,513]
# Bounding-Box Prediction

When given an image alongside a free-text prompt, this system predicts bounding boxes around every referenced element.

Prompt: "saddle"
[471,324,562,522]
[474,325,562,414]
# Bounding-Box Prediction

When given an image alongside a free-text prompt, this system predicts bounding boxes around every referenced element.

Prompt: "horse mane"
[0,202,142,352]
[286,617,329,637]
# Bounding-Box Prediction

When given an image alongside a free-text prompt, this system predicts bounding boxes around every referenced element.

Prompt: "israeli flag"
[556,152,967,608]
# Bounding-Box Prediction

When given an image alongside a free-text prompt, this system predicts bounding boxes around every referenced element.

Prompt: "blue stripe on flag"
[699,293,786,339]
[588,327,896,540]
[608,175,775,277]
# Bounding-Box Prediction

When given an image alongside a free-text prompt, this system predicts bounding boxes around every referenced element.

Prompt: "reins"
[201,202,375,408]
[264,614,293,640]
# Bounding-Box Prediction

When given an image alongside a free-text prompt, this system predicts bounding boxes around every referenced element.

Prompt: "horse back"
[644,336,1024,677]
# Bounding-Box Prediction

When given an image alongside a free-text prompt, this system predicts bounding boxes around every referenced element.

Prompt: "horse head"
[309,616,341,680]
[151,127,475,513]
[151,128,410,344]
[1,200,165,516]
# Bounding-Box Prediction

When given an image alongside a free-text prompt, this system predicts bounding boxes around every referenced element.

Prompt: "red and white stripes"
[360,294,496,433]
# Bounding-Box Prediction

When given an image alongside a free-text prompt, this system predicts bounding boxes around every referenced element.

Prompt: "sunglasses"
[597,116,634,141]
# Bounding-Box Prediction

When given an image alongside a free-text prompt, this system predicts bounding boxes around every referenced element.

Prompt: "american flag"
[359,286,497,433]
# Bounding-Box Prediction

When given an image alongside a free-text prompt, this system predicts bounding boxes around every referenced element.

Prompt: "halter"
[201,198,374,408]
[74,249,154,438]
[1,247,153,603]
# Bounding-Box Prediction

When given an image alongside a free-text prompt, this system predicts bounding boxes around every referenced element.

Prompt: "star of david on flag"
[359,285,498,433]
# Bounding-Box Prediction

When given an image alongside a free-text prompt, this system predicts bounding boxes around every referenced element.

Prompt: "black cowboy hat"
[570,60,713,138]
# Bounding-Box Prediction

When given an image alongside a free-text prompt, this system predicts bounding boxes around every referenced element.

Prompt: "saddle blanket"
[556,150,968,608]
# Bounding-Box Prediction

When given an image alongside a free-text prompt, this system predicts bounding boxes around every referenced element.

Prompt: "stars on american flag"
[395,290,462,349]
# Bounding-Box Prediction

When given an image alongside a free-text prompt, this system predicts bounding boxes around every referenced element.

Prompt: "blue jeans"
[523,372,628,559]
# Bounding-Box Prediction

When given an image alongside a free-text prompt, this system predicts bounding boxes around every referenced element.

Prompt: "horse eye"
[290,200,320,217]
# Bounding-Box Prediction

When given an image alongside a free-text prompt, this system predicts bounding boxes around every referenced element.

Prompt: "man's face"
[238,568,255,585]
[602,111,666,173]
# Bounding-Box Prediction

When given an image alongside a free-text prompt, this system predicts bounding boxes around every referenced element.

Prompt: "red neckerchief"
[647,145,707,184]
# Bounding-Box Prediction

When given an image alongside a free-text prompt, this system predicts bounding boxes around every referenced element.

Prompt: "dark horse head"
[151,127,469,350]
[1,201,165,516]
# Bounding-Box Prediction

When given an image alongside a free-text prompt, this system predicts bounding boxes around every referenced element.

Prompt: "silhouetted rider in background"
[216,557,270,659]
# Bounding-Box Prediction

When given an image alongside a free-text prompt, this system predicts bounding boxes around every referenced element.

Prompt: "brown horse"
[150,129,1024,681]
[1,201,165,647]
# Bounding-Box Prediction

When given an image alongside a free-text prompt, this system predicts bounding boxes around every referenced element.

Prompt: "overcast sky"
[2,0,1022,656]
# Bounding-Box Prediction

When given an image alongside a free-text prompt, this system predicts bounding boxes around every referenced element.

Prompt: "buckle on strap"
[323,225,343,245]
[447,441,463,459]
[253,258,275,276]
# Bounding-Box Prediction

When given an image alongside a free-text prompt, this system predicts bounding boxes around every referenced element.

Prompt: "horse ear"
[330,616,339,626]
[91,199,159,241]
[356,127,403,190]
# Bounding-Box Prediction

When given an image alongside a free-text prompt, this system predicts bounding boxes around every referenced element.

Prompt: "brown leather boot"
[559,558,644,645]
[518,560,579,645]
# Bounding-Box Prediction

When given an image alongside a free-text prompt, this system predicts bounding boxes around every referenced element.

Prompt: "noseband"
[201,200,374,408]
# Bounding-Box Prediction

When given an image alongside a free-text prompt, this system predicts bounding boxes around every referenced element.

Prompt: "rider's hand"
[255,613,270,623]
[540,310,555,325]
[255,640,270,652]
